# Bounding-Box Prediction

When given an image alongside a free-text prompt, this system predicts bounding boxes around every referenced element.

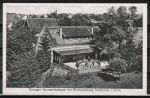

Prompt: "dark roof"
[27,18,58,28]
[40,26,100,47]
[61,26,98,28]
[30,26,44,34]
[27,18,58,34]
[46,28,66,46]
[62,28,91,37]
[54,48,94,56]
[61,26,100,34]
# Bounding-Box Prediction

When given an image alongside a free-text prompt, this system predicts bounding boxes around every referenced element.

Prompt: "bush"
[6,50,50,87]
[36,50,51,69]
[108,57,127,73]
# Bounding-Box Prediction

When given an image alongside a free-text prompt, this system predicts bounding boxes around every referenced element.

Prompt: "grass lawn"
[43,71,142,89]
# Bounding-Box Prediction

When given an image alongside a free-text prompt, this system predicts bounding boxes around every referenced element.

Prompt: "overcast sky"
[6,4,143,15]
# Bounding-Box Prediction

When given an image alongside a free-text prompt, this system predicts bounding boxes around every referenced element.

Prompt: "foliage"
[38,32,52,51]
[117,6,128,20]
[37,31,52,68]
[7,27,37,66]
[43,72,142,88]
[36,50,51,69]
[12,20,25,29]
[133,15,143,27]
[6,6,143,87]
[32,14,37,18]
[129,6,137,19]
[6,23,49,87]
[40,15,44,18]
[108,57,127,73]
[7,50,48,87]
[90,6,142,72]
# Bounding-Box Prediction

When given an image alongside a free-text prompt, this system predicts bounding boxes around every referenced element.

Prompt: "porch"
[53,47,96,63]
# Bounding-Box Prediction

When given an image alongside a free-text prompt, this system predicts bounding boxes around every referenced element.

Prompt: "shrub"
[108,57,127,73]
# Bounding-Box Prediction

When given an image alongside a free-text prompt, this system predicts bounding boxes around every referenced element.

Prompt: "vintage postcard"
[3,3,147,95]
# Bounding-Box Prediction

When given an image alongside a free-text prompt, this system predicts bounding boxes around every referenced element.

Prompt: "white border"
[3,3,147,95]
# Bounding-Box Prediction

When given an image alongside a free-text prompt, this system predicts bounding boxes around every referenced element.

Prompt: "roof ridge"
[60,26,99,28]
[28,18,56,19]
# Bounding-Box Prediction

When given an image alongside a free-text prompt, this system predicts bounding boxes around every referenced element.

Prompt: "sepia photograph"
[3,3,147,95]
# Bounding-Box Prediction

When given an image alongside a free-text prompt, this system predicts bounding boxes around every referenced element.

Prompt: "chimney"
[91,26,93,35]
[60,26,62,38]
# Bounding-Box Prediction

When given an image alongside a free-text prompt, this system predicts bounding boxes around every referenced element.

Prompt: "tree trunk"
[118,42,122,53]
[95,51,97,60]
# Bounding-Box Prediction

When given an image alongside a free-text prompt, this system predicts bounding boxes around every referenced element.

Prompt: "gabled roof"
[62,28,91,37]
[30,26,44,34]
[54,48,94,56]
[27,18,58,34]
[27,18,58,28]
[39,26,100,47]
[61,26,100,37]
[46,27,66,46]
[61,26,100,33]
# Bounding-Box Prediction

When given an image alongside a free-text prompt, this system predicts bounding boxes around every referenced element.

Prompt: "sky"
[6,4,143,15]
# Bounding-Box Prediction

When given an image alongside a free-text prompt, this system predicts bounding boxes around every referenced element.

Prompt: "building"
[26,18,58,48]
[22,15,28,20]
[26,18,100,64]
[44,14,48,18]
[35,26,100,64]
[26,18,58,34]
[68,14,73,18]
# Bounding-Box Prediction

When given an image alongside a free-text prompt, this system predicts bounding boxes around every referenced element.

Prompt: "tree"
[108,26,126,50]
[32,14,37,18]
[37,30,52,68]
[40,15,44,18]
[91,6,142,72]
[133,14,143,27]
[6,26,47,87]
[107,6,118,21]
[12,20,24,29]
[108,57,127,73]
[39,32,52,51]
[7,27,36,66]
[108,6,115,15]
[7,50,46,87]
[129,6,137,19]
[117,6,128,20]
